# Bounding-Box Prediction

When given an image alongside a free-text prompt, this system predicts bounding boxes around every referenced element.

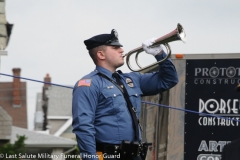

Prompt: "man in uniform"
[72,29,178,160]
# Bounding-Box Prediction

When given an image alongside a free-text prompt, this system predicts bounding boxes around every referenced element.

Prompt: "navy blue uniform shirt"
[72,51,178,159]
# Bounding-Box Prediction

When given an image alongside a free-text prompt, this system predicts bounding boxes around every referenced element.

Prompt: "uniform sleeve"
[72,80,99,160]
[140,50,179,96]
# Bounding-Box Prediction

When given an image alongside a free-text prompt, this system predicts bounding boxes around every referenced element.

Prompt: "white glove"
[142,38,163,56]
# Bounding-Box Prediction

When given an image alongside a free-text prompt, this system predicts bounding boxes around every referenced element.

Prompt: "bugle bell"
[124,23,186,72]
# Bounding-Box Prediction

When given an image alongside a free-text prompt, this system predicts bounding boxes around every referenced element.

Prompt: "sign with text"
[184,59,240,160]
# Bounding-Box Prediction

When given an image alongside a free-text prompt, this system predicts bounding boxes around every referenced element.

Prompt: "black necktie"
[112,72,140,141]
[112,72,124,89]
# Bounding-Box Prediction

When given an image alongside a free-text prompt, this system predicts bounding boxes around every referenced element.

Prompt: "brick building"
[0,68,28,128]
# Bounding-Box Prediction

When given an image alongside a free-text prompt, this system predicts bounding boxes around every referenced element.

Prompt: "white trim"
[47,116,71,119]
[64,147,76,154]
[54,118,72,137]
[170,53,240,60]
[34,129,50,135]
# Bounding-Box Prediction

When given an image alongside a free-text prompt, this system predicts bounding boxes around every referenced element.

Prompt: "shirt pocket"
[101,88,126,114]
[128,87,143,115]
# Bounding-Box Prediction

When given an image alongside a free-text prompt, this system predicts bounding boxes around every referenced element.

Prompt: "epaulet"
[87,70,98,77]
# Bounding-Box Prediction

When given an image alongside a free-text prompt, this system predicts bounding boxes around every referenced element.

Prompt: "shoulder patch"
[78,79,92,87]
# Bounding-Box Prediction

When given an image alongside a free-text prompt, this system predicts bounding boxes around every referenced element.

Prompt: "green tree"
[0,135,26,160]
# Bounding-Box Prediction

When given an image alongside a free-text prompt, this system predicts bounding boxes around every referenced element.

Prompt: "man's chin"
[116,62,124,69]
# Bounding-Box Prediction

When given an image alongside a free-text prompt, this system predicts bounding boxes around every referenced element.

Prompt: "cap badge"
[113,29,118,38]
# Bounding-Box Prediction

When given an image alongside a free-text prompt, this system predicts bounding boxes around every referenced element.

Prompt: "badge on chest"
[126,78,134,88]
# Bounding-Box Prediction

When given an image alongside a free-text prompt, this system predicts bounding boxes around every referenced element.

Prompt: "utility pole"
[42,74,51,131]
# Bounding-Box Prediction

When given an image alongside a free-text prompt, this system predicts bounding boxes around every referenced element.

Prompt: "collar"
[95,66,114,79]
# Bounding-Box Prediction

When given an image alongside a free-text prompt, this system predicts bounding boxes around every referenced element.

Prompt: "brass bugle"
[124,23,186,72]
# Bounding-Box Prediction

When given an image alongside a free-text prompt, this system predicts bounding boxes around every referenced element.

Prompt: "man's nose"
[120,47,124,53]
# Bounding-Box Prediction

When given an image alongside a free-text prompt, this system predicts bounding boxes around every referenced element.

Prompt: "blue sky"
[1,0,240,130]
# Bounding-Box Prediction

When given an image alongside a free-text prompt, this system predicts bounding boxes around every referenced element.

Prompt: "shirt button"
[135,94,138,96]
[113,94,116,97]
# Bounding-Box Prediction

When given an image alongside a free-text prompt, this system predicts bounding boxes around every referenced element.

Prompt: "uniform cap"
[84,29,123,50]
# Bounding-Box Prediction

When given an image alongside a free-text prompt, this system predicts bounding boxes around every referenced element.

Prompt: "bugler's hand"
[142,38,163,56]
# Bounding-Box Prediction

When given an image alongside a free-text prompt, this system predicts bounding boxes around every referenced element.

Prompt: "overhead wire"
[1,72,240,123]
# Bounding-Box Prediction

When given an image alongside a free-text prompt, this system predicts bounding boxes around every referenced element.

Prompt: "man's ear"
[97,51,105,60]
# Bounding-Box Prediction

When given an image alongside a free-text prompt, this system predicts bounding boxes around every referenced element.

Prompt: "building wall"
[0,106,12,141]
[60,125,75,140]
[0,0,7,49]
[48,119,67,135]
[0,82,28,128]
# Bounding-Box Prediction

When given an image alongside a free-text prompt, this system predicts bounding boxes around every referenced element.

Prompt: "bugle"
[124,23,186,72]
